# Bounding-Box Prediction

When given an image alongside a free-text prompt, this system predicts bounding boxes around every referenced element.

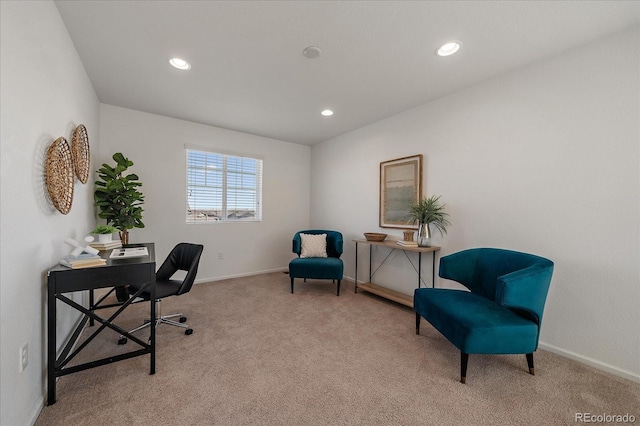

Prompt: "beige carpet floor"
[36,272,640,425]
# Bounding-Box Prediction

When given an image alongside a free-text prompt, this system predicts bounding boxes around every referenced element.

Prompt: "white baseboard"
[28,399,43,426]
[37,312,87,424]
[538,341,639,383]
[194,267,288,284]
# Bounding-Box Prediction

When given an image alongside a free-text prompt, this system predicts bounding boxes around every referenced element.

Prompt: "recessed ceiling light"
[169,57,191,70]
[321,109,334,116]
[436,41,462,57]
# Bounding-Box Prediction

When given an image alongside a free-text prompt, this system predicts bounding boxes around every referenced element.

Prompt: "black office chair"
[118,243,203,344]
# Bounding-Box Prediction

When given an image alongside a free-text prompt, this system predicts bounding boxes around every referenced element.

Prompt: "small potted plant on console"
[407,195,451,247]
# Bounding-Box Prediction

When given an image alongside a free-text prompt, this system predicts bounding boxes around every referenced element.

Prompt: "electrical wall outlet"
[20,343,28,372]
[218,251,224,260]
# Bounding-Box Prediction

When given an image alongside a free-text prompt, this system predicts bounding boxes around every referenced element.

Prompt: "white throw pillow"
[300,233,328,258]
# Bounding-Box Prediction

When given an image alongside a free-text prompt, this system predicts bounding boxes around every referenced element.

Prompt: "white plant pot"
[98,234,112,244]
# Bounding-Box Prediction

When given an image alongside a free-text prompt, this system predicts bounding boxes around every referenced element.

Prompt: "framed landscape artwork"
[379,154,423,229]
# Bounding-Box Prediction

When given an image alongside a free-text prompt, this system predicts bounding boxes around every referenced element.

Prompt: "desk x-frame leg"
[47,282,155,405]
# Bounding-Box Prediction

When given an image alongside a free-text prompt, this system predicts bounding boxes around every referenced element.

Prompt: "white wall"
[99,104,311,282]
[0,1,100,425]
[311,27,640,380]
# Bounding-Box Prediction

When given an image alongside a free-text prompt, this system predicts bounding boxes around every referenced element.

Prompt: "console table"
[353,239,440,307]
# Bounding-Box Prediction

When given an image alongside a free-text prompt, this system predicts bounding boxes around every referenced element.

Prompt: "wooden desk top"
[353,239,440,253]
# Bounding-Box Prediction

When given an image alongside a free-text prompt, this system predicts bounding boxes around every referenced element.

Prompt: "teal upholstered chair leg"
[460,353,469,384]
[526,353,535,375]
[290,277,341,295]
[461,353,532,384]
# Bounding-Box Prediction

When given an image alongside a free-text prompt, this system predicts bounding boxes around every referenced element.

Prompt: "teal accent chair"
[289,230,344,296]
[414,248,554,383]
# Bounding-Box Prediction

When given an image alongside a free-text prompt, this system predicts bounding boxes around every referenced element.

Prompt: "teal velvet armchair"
[414,248,554,383]
[289,230,344,296]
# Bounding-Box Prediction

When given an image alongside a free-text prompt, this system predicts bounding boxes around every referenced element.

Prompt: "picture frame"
[379,154,423,229]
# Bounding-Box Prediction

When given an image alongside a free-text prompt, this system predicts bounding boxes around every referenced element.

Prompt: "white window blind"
[186,148,263,223]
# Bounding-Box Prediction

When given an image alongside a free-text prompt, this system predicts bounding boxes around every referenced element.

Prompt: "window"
[186,148,263,223]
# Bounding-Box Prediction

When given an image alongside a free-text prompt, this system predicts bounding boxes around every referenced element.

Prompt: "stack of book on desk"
[60,253,106,269]
[397,240,418,247]
[89,240,122,251]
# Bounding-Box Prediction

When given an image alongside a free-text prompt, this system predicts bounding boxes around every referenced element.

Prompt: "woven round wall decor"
[71,124,90,183]
[45,137,74,214]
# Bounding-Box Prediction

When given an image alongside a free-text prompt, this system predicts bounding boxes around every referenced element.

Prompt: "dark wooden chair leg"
[290,277,294,294]
[460,353,469,384]
[336,280,341,296]
[526,353,535,375]
[415,313,421,335]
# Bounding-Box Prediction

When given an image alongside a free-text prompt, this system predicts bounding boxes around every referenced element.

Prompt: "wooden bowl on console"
[364,232,388,242]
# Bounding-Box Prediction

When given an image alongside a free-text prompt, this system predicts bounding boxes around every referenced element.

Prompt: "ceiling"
[55,1,639,146]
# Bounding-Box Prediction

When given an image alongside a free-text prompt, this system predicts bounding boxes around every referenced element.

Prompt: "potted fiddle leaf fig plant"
[94,152,145,245]
[407,194,451,247]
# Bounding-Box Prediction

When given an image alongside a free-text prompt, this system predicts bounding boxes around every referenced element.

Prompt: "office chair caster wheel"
[118,337,127,345]
[179,316,187,323]
[185,328,193,335]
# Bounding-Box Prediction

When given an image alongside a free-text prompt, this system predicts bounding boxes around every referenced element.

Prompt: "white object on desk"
[65,236,100,257]
[110,247,149,259]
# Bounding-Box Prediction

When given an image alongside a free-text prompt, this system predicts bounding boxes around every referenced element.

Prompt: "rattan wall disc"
[71,124,90,183]
[45,137,74,214]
